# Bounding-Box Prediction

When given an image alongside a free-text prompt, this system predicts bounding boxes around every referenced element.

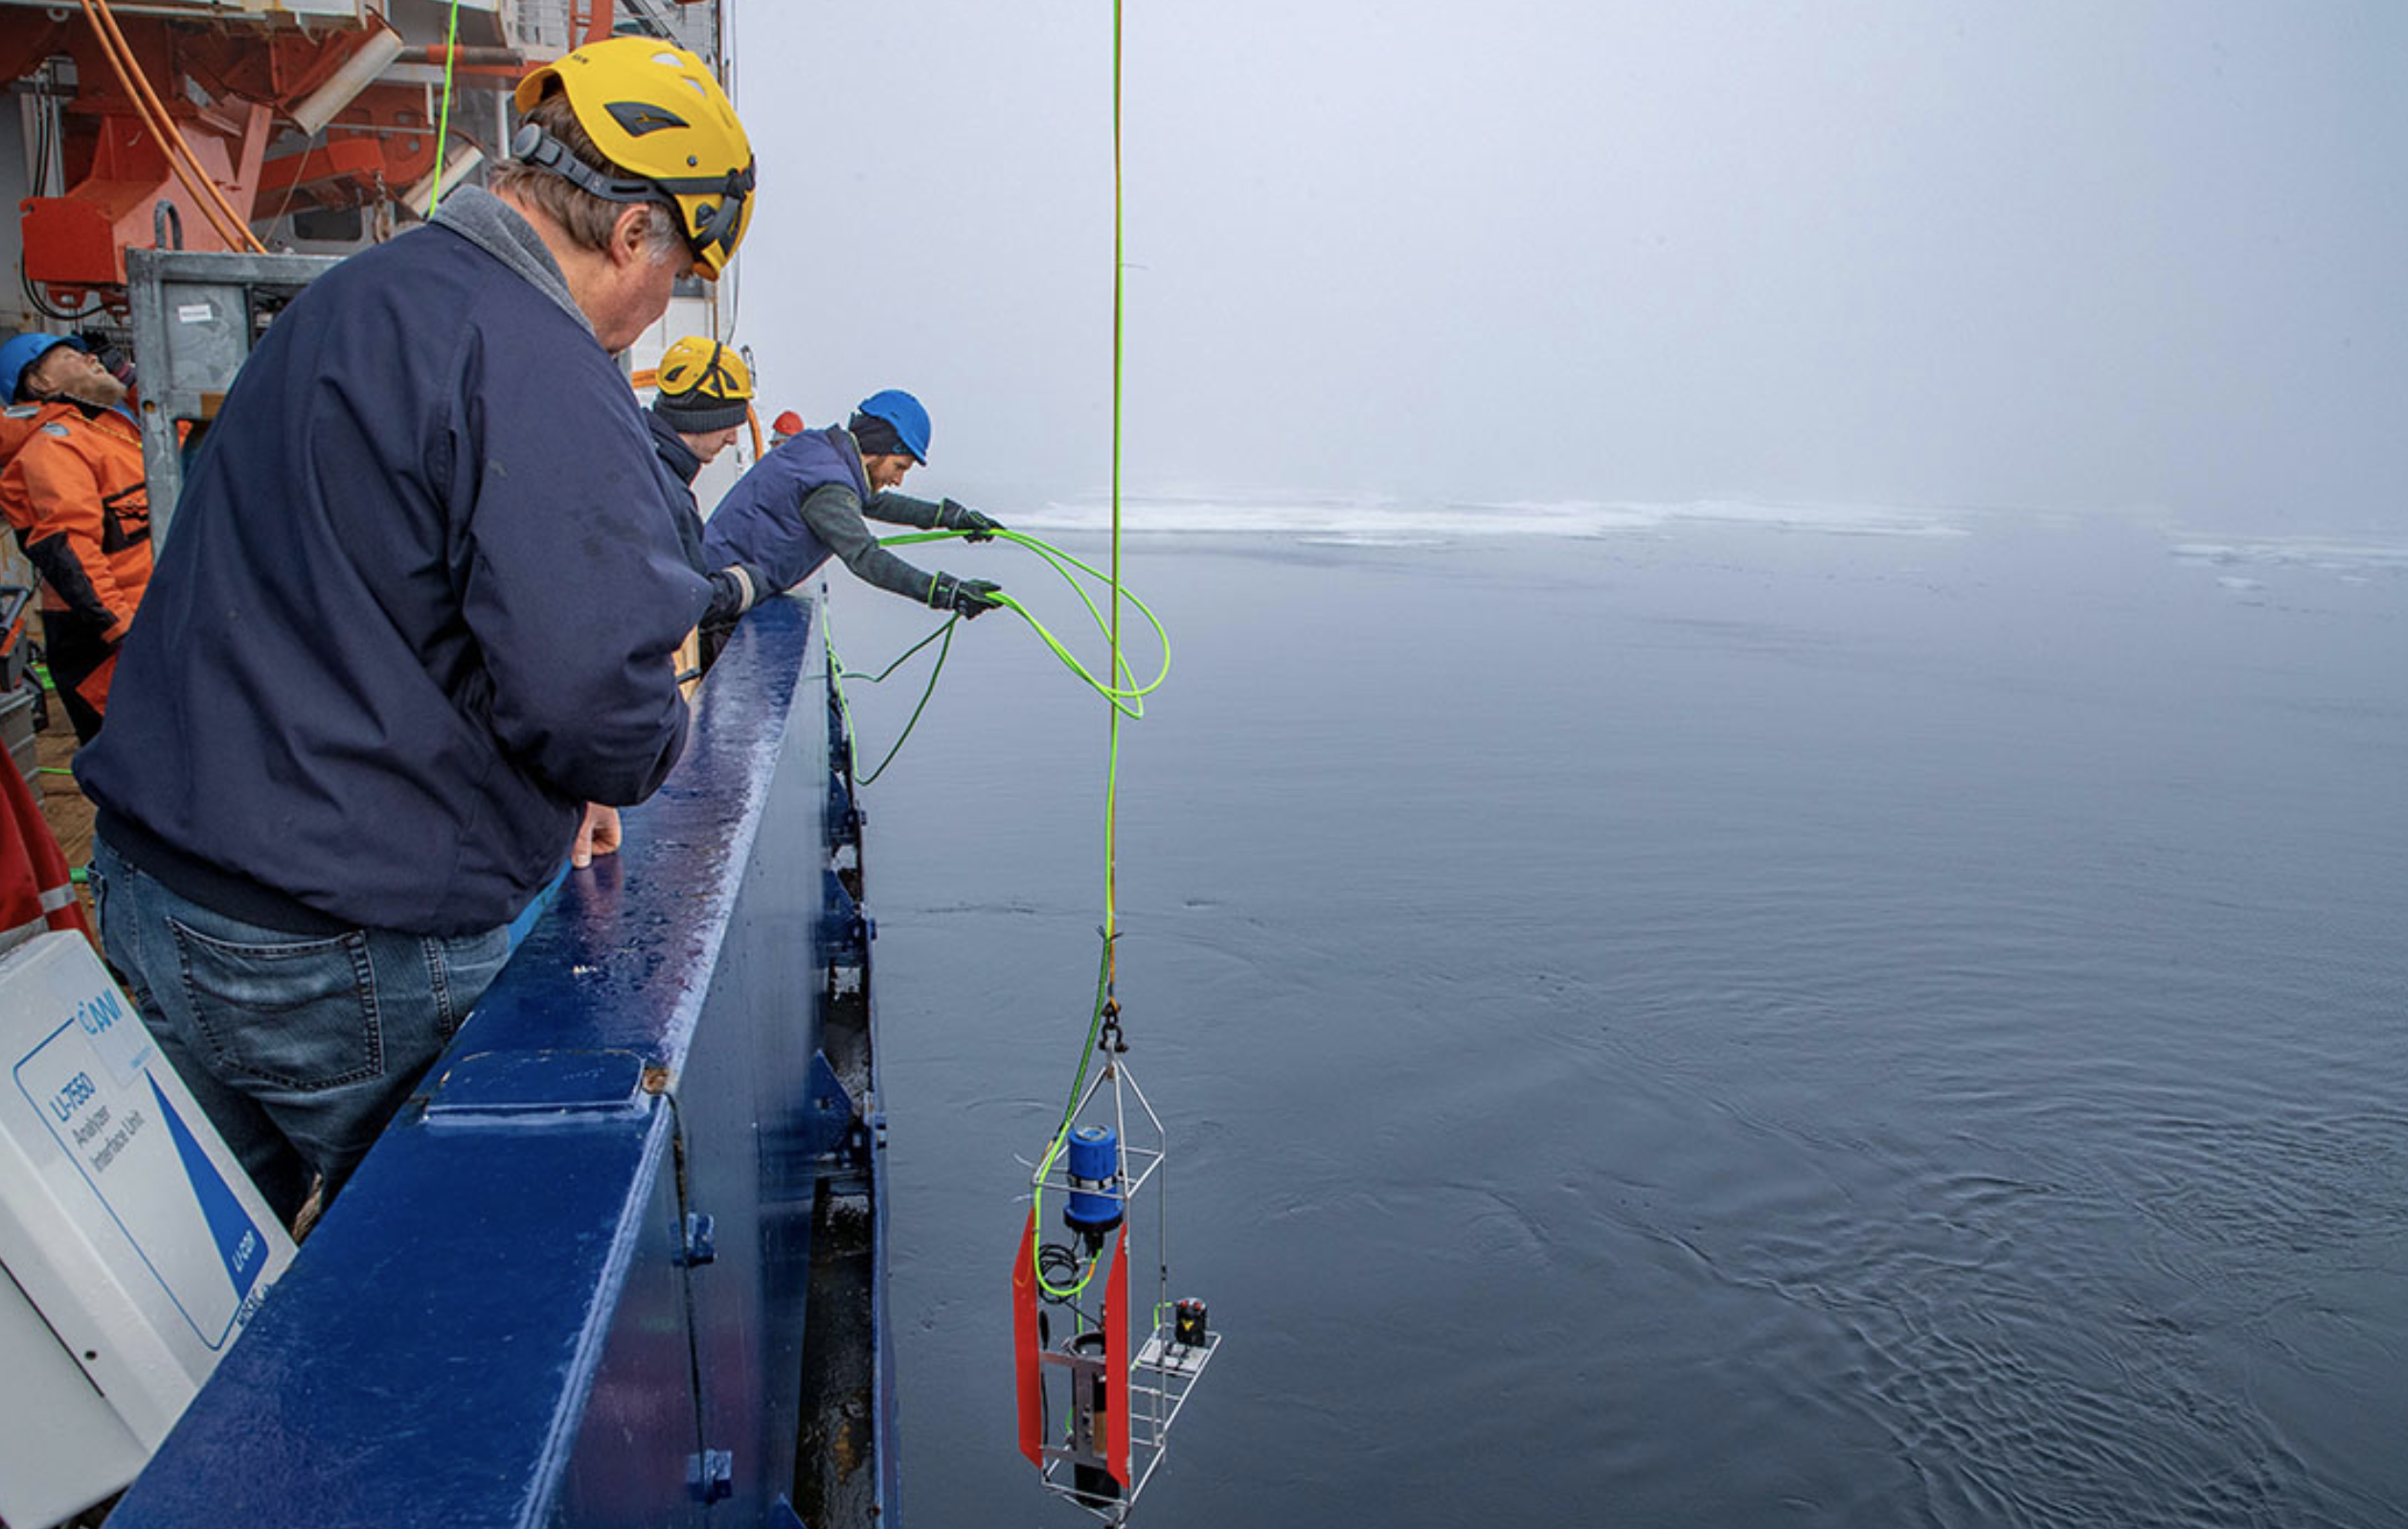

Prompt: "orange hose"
[74,0,244,248]
[82,0,255,250]
[91,0,262,252]
[81,1,235,241]
[81,0,265,254]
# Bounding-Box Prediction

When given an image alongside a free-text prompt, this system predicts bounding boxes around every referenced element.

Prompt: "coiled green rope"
[874,527,1169,718]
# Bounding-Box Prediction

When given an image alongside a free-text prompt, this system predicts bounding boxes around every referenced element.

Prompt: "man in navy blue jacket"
[75,38,758,1224]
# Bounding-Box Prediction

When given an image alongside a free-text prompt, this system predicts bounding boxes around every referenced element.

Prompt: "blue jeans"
[89,835,510,1226]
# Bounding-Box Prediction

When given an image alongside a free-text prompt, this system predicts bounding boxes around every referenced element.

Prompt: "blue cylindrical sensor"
[1063,1125,1124,1233]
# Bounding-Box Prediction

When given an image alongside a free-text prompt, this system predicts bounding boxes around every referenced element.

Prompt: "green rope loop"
[828,524,1167,782]
[837,615,956,785]
[874,528,1170,717]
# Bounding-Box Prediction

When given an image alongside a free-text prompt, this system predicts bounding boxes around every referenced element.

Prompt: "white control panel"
[0,931,296,1529]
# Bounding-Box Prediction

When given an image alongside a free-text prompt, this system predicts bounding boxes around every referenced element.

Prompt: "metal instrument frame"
[1026,1056,1220,1524]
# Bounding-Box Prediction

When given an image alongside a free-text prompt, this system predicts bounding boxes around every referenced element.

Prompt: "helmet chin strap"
[509,122,662,206]
[507,123,752,269]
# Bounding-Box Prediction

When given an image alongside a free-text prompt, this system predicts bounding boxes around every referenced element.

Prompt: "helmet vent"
[605,100,691,137]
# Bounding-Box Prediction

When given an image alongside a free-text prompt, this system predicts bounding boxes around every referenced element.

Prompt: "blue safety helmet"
[0,332,83,404]
[855,389,931,464]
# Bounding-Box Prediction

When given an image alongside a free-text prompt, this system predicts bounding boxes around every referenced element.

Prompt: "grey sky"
[732,3,2407,531]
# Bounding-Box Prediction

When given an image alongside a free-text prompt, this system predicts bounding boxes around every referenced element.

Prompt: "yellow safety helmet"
[511,36,757,279]
[652,335,753,432]
[657,335,752,402]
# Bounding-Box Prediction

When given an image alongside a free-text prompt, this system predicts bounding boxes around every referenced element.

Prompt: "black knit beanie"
[654,388,750,434]
[847,411,908,459]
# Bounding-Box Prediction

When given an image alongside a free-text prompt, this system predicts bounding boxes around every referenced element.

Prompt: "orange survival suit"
[0,401,152,742]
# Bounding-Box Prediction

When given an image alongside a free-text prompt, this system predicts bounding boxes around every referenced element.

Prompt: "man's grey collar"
[430,186,590,334]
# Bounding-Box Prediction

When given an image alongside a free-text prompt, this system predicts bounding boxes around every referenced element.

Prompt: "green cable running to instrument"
[827,526,1170,791]
[1018,0,1141,1309]
[823,524,1158,1302]
[875,527,1169,716]
[427,0,464,216]
[827,605,957,786]
[1007,13,1221,1492]
[825,577,1128,1297]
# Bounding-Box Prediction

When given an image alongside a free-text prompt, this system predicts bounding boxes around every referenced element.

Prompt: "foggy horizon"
[733,3,2407,537]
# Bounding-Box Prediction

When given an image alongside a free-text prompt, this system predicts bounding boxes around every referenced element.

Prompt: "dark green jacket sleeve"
[861,489,947,530]
[800,482,937,602]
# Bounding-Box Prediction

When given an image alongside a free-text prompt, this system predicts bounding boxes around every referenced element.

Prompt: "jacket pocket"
[167,921,382,1091]
[102,483,150,552]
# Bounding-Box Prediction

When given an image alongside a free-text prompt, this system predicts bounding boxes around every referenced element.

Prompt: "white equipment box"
[0,931,297,1528]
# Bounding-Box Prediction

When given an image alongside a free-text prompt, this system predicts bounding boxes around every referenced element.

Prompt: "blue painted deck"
[105,596,897,1529]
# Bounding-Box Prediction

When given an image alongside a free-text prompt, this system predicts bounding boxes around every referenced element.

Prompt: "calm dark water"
[824,512,2408,1528]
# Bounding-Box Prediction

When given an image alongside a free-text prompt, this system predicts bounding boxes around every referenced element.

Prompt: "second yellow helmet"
[512,36,757,279]
[653,336,753,432]
[659,336,751,399]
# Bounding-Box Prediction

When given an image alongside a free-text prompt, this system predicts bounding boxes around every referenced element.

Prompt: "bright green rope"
[1105,0,1127,963]
[827,530,1169,794]
[875,528,1168,716]
[830,611,957,786]
[822,598,871,782]
[837,2,1144,1306]
[426,0,464,217]
[1031,0,1131,1303]
[822,541,1135,1300]
[1026,940,1116,1300]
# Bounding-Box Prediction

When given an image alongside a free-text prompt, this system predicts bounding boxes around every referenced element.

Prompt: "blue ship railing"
[106,595,897,1529]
